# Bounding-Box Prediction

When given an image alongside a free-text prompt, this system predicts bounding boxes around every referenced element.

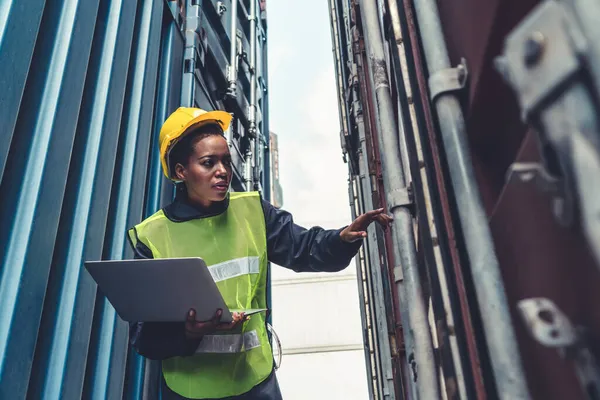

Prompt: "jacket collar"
[163,190,230,222]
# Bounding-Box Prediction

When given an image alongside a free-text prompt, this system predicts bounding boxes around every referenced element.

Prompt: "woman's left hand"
[184,309,247,340]
[340,208,394,243]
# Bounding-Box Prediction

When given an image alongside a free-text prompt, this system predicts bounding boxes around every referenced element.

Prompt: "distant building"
[269,131,284,208]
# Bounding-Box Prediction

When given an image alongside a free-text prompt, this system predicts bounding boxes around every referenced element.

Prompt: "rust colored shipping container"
[329,0,600,398]
[436,0,600,398]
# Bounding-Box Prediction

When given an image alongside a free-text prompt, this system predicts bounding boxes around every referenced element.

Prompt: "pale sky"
[265,3,369,399]
[267,0,352,230]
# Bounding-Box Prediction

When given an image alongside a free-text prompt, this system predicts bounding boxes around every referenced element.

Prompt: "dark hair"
[168,123,225,179]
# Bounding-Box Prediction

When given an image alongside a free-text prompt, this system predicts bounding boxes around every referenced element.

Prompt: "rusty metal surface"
[396,0,488,397]
[435,0,540,213]
[357,24,409,400]
[490,132,600,399]
[433,0,600,398]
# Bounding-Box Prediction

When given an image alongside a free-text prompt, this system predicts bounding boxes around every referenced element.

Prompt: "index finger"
[366,208,385,216]
[359,209,383,223]
[207,309,223,326]
[186,308,197,323]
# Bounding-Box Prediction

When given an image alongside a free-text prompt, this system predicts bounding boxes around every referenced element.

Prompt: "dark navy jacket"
[128,193,362,399]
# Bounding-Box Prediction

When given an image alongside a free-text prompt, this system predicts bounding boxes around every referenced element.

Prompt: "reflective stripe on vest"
[209,256,260,282]
[128,192,273,399]
[195,330,261,354]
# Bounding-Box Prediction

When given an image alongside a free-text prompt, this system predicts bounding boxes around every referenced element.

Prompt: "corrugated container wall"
[0,0,270,398]
[330,0,600,399]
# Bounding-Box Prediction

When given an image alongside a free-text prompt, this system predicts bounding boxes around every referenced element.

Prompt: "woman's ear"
[174,163,187,181]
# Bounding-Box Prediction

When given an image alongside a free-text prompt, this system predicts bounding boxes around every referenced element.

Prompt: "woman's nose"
[216,163,228,176]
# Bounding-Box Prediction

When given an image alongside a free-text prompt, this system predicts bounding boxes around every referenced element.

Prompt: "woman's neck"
[175,183,227,213]
[186,194,214,210]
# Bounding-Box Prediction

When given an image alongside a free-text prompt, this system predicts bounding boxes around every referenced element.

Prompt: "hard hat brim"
[160,110,233,181]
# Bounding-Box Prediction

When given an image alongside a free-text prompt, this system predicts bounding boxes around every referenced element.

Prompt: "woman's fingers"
[374,213,393,228]
[349,208,385,232]
[210,309,223,325]
[216,312,246,331]
[186,308,197,323]
[366,208,385,216]
[185,309,205,338]
[354,211,393,231]
[185,309,250,338]
[341,208,394,242]
[359,208,385,223]
[185,308,225,338]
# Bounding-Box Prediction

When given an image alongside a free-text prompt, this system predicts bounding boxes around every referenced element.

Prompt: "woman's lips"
[213,182,229,191]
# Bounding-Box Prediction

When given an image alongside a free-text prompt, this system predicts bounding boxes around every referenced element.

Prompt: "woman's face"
[175,134,232,207]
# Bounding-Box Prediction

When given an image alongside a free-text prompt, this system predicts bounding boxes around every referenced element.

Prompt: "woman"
[127,107,392,400]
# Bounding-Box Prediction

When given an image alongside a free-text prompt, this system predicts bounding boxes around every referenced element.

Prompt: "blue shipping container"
[0,0,271,398]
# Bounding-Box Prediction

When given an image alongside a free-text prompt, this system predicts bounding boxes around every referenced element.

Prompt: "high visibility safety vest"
[127,192,273,399]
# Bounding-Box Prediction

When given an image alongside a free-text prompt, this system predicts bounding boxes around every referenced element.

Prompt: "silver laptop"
[84,257,267,323]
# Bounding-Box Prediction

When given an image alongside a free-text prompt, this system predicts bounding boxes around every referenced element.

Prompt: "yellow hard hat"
[159,107,233,180]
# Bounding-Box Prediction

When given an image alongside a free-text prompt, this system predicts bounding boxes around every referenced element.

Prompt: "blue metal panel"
[27,0,139,398]
[0,0,271,398]
[83,0,164,398]
[0,0,101,397]
[0,0,46,183]
[146,7,184,216]
[123,6,184,399]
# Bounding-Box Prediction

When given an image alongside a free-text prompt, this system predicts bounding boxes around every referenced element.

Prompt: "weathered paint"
[0,0,270,398]
[330,0,600,398]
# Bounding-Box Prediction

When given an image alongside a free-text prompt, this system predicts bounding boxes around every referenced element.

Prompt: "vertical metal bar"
[356,109,398,400]
[410,0,531,398]
[349,178,377,400]
[244,145,253,189]
[353,45,398,397]
[0,0,80,373]
[357,1,440,398]
[226,0,239,98]
[106,319,129,397]
[32,0,133,398]
[147,4,182,215]
[330,2,397,396]
[357,23,411,398]
[181,0,198,107]
[260,34,271,200]
[248,0,259,190]
[85,0,162,397]
[142,358,161,400]
[248,0,257,134]
[0,0,100,396]
[567,0,600,270]
[386,1,480,398]
[354,178,385,400]
[260,10,272,326]
[328,0,350,151]
[0,0,46,183]
[570,0,600,95]
[125,4,182,398]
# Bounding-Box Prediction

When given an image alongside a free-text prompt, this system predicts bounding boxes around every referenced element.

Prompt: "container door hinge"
[518,298,600,400]
[387,184,413,213]
[428,58,468,102]
[495,0,600,269]
[506,162,574,226]
[216,1,227,16]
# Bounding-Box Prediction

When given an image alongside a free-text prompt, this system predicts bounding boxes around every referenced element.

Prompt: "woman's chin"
[211,190,229,201]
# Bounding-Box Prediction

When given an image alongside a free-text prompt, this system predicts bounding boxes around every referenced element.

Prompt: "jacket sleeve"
[262,199,363,272]
[128,238,202,360]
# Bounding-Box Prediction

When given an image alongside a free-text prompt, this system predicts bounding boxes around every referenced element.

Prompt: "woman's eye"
[202,160,214,167]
